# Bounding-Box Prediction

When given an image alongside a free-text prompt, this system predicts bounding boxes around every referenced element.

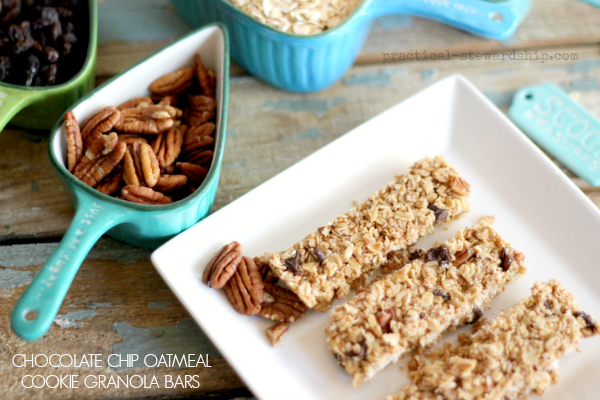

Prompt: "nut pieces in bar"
[65,54,218,205]
[266,323,289,346]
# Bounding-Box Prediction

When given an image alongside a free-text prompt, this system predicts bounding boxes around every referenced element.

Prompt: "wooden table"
[2,0,600,398]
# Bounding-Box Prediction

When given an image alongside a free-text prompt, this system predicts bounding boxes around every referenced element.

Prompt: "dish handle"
[11,189,132,341]
[365,0,518,40]
[0,86,46,132]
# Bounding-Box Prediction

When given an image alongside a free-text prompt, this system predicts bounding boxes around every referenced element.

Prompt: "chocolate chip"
[425,247,451,265]
[419,312,425,319]
[283,252,301,275]
[544,300,553,310]
[500,248,514,272]
[433,289,450,301]
[345,341,367,359]
[427,204,449,225]
[409,249,424,261]
[574,311,596,331]
[466,308,483,325]
[311,247,326,264]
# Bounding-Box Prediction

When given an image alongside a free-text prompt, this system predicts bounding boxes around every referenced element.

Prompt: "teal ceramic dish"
[0,0,97,131]
[173,0,531,93]
[11,23,230,341]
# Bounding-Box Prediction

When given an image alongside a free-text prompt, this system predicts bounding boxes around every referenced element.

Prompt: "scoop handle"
[11,190,131,341]
[0,86,45,132]
[366,0,518,40]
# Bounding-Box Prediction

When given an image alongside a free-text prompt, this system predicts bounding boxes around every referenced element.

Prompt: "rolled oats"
[229,0,363,35]
[326,219,526,386]
[266,156,471,310]
[389,280,599,400]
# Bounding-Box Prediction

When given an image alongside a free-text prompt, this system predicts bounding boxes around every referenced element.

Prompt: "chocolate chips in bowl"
[0,0,96,131]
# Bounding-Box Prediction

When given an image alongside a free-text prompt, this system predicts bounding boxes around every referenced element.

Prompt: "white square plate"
[151,75,600,400]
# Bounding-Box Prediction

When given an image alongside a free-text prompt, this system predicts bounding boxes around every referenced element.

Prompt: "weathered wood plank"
[2,44,600,242]
[0,248,249,399]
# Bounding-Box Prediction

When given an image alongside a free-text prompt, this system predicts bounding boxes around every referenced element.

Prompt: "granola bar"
[389,280,599,400]
[265,156,471,310]
[326,219,526,386]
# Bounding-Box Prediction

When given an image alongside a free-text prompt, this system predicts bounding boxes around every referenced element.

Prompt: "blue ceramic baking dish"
[173,0,532,92]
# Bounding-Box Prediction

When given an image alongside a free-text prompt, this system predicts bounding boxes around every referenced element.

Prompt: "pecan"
[80,106,121,148]
[64,111,82,172]
[259,282,307,323]
[156,96,178,107]
[117,96,152,111]
[153,174,188,192]
[195,53,215,99]
[96,168,122,196]
[74,132,119,180]
[202,241,243,289]
[452,248,474,267]
[183,122,215,153]
[161,164,176,174]
[449,176,470,196]
[256,258,279,284]
[185,95,216,127]
[77,141,126,188]
[224,256,264,316]
[177,162,209,183]
[265,322,289,346]
[121,185,172,205]
[118,134,148,146]
[151,125,185,168]
[115,105,181,134]
[149,66,194,97]
[376,309,395,333]
[125,142,160,187]
[185,149,213,166]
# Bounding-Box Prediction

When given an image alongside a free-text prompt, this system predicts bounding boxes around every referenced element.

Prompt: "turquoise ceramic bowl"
[173,0,529,92]
[11,23,230,341]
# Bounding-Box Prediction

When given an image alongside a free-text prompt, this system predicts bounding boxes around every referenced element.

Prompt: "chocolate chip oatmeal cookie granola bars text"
[263,156,471,310]
[327,218,526,386]
[389,280,599,400]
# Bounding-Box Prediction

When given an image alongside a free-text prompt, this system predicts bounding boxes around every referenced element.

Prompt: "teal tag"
[508,84,600,186]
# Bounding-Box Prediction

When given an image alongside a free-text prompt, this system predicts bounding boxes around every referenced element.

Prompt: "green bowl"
[0,0,97,131]
[11,23,230,341]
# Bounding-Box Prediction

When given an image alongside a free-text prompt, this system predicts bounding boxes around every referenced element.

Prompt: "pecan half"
[121,185,172,205]
[81,106,121,148]
[265,322,289,346]
[185,95,216,127]
[195,53,215,99]
[224,256,264,316]
[96,168,122,196]
[202,241,243,289]
[118,134,148,146]
[259,282,307,323]
[183,122,215,153]
[149,66,194,97]
[156,96,178,107]
[74,132,119,180]
[151,125,185,168]
[153,174,188,192]
[65,111,82,172]
[177,162,209,183]
[452,248,474,267]
[185,149,213,166]
[449,176,470,196]
[115,105,181,134]
[122,142,160,188]
[77,141,126,188]
[117,96,152,111]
